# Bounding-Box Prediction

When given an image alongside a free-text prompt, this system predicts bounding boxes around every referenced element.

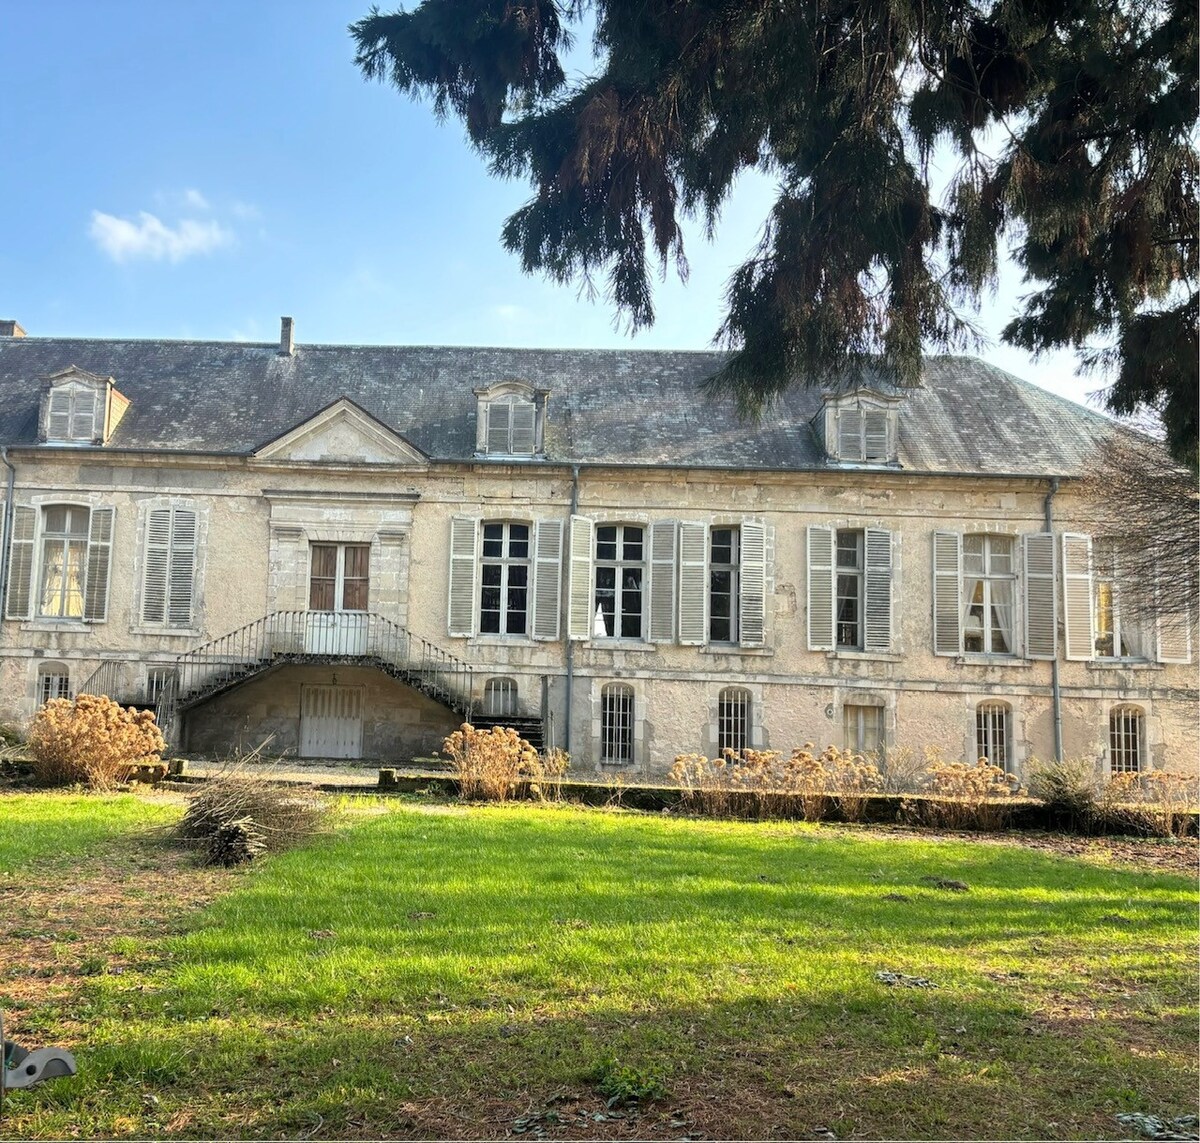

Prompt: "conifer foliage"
[352,0,1198,463]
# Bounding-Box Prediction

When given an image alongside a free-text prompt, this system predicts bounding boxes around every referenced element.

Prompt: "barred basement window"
[483,677,518,717]
[976,701,1011,766]
[1109,706,1145,774]
[601,683,635,764]
[37,664,71,706]
[717,687,750,756]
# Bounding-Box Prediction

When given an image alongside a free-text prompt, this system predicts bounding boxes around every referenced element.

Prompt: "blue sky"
[1,0,1102,408]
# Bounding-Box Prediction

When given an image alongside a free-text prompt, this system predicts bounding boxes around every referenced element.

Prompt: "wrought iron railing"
[78,660,127,704]
[154,610,474,736]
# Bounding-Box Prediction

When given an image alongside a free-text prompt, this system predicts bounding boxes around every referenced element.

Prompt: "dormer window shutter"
[510,401,536,455]
[47,389,72,440]
[838,411,864,461]
[4,505,36,619]
[486,402,512,455]
[82,507,114,622]
[864,411,890,462]
[70,389,97,441]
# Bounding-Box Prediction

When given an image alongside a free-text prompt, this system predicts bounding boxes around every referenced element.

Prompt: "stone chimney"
[279,316,295,356]
[0,319,26,338]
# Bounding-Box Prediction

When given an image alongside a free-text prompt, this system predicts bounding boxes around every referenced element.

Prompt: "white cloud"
[230,200,261,221]
[181,188,211,211]
[89,210,233,263]
[492,303,531,323]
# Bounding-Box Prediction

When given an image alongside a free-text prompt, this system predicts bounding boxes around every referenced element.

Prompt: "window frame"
[140,504,199,628]
[1109,705,1145,774]
[717,686,751,756]
[37,664,72,706]
[308,542,371,613]
[600,682,636,764]
[594,523,646,640]
[1091,548,1148,661]
[962,533,1018,656]
[708,527,740,644]
[37,504,91,619]
[835,529,865,650]
[843,702,884,756]
[478,521,531,636]
[975,701,1012,767]
[44,382,100,444]
[482,676,519,717]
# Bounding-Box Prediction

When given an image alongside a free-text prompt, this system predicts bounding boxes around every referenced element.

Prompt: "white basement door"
[299,684,364,759]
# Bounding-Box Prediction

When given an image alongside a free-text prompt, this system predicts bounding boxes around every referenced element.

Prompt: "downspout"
[564,465,580,758]
[0,447,15,632]
[1044,477,1064,761]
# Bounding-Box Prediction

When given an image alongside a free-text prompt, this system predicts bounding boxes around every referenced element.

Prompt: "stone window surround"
[473,379,550,457]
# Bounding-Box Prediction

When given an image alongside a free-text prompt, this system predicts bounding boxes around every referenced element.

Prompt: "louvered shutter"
[70,389,96,441]
[83,507,114,621]
[1062,533,1094,661]
[447,516,478,637]
[677,521,707,645]
[530,518,563,641]
[647,520,677,643]
[806,525,835,651]
[142,509,171,624]
[863,527,893,651]
[1022,532,1057,660]
[510,402,536,455]
[566,515,594,640]
[4,505,35,618]
[864,412,890,461]
[837,410,863,461]
[739,521,766,648]
[1156,587,1193,663]
[486,402,511,454]
[932,531,962,655]
[167,509,197,626]
[46,389,72,440]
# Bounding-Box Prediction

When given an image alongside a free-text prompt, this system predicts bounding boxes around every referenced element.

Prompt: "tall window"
[836,530,865,649]
[717,687,750,756]
[142,506,198,627]
[709,528,739,643]
[976,701,1012,766]
[1093,550,1146,659]
[1109,706,1144,773]
[479,522,530,635]
[310,544,370,611]
[844,703,884,754]
[483,677,518,717]
[595,525,644,639]
[39,505,90,617]
[963,535,1016,654]
[37,664,71,705]
[601,683,635,763]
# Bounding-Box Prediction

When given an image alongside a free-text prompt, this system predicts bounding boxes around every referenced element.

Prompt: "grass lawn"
[0,793,1196,1140]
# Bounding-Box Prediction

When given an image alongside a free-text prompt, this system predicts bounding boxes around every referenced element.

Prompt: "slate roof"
[0,335,1122,476]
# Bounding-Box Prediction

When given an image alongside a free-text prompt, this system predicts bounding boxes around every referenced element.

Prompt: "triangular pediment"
[254,398,427,466]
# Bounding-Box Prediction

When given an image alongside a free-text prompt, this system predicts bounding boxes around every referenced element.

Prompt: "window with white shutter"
[141,506,197,627]
[806,525,836,651]
[531,518,563,641]
[932,531,962,656]
[1062,533,1094,661]
[447,516,478,637]
[82,507,114,621]
[1022,533,1057,660]
[566,515,595,640]
[647,520,677,643]
[4,505,36,619]
[738,521,766,648]
[677,521,708,645]
[863,527,893,651]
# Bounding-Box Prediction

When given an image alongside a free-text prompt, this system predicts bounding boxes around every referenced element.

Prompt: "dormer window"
[39,367,129,446]
[818,390,900,466]
[474,380,548,458]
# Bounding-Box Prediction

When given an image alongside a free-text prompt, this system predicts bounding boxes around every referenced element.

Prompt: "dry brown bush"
[925,753,1018,830]
[175,771,330,865]
[27,695,165,789]
[441,723,542,802]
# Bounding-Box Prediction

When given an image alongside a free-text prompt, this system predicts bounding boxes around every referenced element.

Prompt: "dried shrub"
[1094,770,1199,838]
[441,723,541,802]
[1142,771,1200,838]
[874,745,930,795]
[530,747,570,802]
[1028,757,1098,824]
[176,772,329,865]
[27,695,165,790]
[925,754,1018,830]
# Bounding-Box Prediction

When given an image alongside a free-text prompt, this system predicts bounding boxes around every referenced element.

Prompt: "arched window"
[483,677,518,717]
[976,701,1012,766]
[601,683,635,764]
[1109,706,1145,773]
[717,687,751,756]
[844,700,885,755]
[37,662,71,706]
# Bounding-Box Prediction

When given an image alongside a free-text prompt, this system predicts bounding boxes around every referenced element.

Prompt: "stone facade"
[0,327,1194,779]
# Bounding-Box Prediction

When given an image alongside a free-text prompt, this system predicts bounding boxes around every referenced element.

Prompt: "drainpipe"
[564,465,580,758]
[1044,477,1064,762]
[0,447,15,633]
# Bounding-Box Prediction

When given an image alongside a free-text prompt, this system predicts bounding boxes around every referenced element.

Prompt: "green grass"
[2,797,1196,1139]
